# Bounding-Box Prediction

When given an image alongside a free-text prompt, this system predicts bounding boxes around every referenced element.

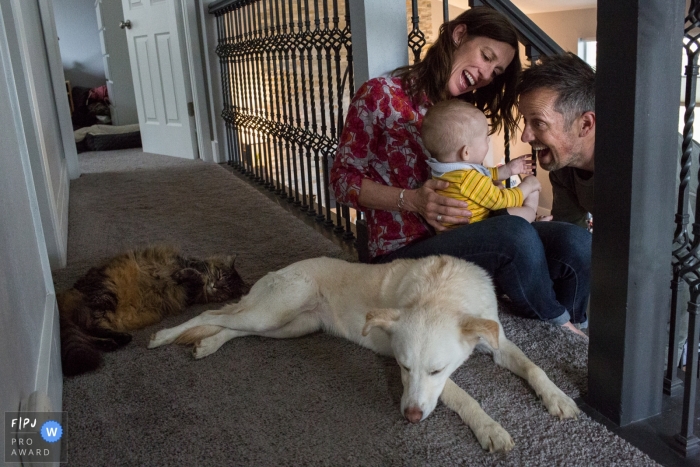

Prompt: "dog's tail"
[173,325,224,344]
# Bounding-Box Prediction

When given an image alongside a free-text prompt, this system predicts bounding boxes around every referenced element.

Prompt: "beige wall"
[528,8,597,55]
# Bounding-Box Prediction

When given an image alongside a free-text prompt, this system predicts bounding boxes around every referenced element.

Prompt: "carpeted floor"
[54,148,659,466]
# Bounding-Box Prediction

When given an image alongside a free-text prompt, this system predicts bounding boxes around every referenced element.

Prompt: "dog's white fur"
[149,255,579,452]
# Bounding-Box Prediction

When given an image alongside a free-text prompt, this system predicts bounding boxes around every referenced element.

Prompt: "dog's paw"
[192,341,216,359]
[148,331,170,349]
[541,390,580,420]
[473,420,514,453]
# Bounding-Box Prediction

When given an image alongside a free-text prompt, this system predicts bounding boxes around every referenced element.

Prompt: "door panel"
[155,33,179,123]
[134,35,157,121]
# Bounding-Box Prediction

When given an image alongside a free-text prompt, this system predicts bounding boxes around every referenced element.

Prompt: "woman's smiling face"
[446,26,515,98]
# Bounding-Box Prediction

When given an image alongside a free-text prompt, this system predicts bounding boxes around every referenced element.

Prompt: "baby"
[421,100,541,227]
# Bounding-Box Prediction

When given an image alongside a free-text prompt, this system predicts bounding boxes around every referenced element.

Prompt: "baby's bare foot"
[561,321,588,340]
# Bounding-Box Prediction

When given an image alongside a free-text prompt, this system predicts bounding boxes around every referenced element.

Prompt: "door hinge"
[187,101,195,117]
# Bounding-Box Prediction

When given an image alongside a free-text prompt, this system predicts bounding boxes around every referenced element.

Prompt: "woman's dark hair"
[393,7,521,138]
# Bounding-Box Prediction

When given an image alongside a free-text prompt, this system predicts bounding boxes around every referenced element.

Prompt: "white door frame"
[38,0,80,180]
[0,0,62,418]
[181,0,215,162]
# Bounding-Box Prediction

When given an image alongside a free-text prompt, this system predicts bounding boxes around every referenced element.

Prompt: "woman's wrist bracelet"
[397,188,406,210]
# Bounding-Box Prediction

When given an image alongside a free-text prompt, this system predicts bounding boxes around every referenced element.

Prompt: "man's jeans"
[373,216,592,326]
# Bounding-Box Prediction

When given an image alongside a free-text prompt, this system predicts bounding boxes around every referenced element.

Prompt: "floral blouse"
[330,76,433,259]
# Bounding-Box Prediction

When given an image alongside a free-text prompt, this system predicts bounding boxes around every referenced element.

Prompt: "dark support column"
[585,0,684,425]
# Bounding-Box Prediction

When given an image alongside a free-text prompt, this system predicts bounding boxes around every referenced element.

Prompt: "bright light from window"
[577,38,596,67]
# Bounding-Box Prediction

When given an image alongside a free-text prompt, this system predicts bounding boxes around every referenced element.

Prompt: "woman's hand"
[406,179,472,231]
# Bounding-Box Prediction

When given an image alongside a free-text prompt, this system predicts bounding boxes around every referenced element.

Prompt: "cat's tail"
[59,314,102,377]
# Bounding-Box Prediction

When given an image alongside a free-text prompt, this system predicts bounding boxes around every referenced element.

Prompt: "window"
[577,38,597,67]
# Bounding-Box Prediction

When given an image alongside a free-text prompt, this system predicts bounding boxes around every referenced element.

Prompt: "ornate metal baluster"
[262,0,279,192]
[312,0,326,222]
[239,4,253,176]
[223,10,239,169]
[215,12,232,167]
[284,0,301,205]
[302,0,317,215]
[673,4,700,456]
[294,0,309,210]
[254,0,272,189]
[321,0,337,227]
[231,8,246,173]
[247,4,259,179]
[408,0,426,64]
[250,2,263,183]
[233,4,247,174]
[340,0,354,240]
[262,4,274,190]
[666,13,699,399]
[329,0,344,233]
[272,0,289,198]
[246,4,260,181]
[280,0,296,201]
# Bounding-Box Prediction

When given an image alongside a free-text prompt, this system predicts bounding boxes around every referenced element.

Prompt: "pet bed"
[74,124,141,153]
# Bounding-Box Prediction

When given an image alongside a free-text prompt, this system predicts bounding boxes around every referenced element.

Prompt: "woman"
[331,8,590,336]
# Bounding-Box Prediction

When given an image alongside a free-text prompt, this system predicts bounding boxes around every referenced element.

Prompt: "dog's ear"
[460,316,500,349]
[362,308,400,336]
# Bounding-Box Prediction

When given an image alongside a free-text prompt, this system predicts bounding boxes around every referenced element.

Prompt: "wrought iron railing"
[209,0,356,242]
[665,0,700,456]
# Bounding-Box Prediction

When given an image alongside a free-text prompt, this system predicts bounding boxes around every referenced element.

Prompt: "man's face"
[519,88,584,171]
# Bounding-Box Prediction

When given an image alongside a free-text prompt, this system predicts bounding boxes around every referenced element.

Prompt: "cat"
[58,245,250,376]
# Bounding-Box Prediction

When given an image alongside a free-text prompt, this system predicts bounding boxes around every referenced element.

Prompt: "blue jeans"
[373,216,591,326]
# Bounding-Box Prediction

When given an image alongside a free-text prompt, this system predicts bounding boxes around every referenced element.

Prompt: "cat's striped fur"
[58,246,249,376]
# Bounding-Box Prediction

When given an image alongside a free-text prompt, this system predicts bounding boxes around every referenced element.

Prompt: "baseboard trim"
[33,296,62,413]
[55,162,69,267]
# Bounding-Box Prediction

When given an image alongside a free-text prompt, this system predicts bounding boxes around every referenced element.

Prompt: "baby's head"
[422,100,490,164]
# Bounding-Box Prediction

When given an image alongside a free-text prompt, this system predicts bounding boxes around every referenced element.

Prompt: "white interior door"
[120,0,197,159]
[96,0,138,126]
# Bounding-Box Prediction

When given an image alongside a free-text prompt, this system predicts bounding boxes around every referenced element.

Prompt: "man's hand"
[407,179,472,231]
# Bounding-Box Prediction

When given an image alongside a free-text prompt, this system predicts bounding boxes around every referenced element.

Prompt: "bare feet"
[561,321,588,340]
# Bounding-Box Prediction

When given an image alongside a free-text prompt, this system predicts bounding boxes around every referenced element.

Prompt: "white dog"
[149,255,579,452]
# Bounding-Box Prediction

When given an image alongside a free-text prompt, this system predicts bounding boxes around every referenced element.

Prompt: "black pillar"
[586,0,685,425]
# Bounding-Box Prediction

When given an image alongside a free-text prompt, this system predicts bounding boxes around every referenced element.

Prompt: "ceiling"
[451,0,597,14]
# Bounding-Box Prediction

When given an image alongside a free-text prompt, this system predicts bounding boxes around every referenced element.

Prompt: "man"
[517,52,596,229]
[519,53,696,355]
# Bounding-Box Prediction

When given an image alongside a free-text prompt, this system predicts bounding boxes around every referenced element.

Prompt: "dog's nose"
[404,407,423,423]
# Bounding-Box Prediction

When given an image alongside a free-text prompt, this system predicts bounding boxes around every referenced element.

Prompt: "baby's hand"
[506,155,534,176]
[518,175,541,192]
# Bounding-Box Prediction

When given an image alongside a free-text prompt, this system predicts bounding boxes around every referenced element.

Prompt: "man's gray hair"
[517,52,595,127]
